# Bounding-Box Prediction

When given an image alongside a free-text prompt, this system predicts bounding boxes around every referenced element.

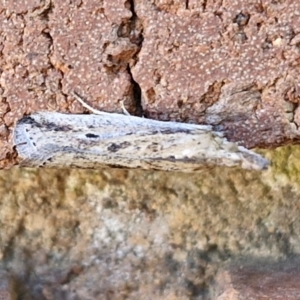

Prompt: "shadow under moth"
[13,94,269,171]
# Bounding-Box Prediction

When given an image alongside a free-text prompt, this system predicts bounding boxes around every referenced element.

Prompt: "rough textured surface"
[0,0,140,168]
[0,1,300,167]
[2,2,300,299]
[0,146,300,298]
[0,270,15,300]
[132,0,300,148]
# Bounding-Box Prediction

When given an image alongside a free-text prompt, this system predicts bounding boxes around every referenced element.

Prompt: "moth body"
[14,112,269,171]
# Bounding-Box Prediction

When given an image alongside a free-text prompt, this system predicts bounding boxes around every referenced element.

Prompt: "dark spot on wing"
[18,116,43,127]
[86,133,99,138]
[146,142,161,152]
[52,125,73,131]
[161,128,191,134]
[107,141,131,152]
[19,116,72,131]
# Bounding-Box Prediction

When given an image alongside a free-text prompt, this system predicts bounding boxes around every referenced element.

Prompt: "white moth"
[13,94,269,171]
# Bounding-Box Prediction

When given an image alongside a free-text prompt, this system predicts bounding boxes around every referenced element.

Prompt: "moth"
[13,93,269,171]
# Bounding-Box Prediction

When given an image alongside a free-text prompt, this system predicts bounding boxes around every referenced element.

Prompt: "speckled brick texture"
[0,0,140,168]
[0,0,300,168]
[132,0,300,148]
[213,260,300,299]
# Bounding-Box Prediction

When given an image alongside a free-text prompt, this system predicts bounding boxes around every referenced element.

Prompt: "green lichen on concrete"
[263,145,300,188]
[0,145,299,298]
